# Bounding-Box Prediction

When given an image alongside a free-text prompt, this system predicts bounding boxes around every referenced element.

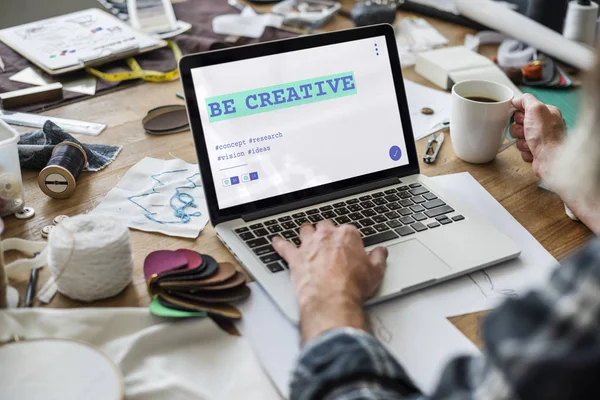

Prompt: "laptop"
[179,24,521,322]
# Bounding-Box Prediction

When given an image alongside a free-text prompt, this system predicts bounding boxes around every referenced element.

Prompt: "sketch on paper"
[0,8,159,70]
[127,169,204,225]
[369,314,393,344]
[66,15,95,28]
[468,270,519,300]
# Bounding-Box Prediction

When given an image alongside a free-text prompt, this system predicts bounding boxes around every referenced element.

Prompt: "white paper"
[404,80,451,141]
[464,31,507,52]
[414,172,559,316]
[0,308,281,400]
[155,20,192,40]
[213,7,284,39]
[0,8,161,70]
[92,157,210,238]
[8,67,97,95]
[236,284,300,399]
[396,17,449,67]
[9,67,49,86]
[236,172,561,396]
[62,75,97,95]
[368,294,480,393]
[237,282,479,398]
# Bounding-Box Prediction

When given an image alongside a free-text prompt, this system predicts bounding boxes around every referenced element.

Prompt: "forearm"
[560,192,600,235]
[299,292,368,344]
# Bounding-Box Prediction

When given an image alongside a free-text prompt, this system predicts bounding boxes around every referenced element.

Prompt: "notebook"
[0,8,165,75]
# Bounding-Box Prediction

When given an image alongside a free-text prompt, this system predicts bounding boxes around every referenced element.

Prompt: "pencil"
[24,268,39,307]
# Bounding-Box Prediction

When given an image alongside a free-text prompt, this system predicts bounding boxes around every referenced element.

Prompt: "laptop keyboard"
[234,183,465,273]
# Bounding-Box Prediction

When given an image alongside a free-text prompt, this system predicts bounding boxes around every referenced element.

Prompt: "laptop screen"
[190,35,409,210]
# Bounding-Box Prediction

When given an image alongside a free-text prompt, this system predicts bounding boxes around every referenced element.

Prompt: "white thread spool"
[497,39,537,68]
[46,215,133,302]
[564,0,599,47]
[0,173,21,200]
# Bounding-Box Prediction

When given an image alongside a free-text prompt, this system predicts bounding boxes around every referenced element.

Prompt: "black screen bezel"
[179,24,419,225]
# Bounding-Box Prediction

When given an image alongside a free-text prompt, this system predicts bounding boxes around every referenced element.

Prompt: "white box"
[415,46,521,95]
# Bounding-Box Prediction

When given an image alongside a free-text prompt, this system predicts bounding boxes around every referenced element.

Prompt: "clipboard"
[0,8,166,76]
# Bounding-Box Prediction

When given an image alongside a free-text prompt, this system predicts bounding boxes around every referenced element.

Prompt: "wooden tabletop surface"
[2,0,593,349]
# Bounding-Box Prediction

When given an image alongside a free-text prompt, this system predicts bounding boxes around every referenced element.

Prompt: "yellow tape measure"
[86,40,182,83]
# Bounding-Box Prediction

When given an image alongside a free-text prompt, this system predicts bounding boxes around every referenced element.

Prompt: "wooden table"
[3,1,593,349]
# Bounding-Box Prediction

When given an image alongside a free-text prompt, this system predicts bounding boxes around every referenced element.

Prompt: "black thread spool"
[526,0,570,32]
[38,142,88,199]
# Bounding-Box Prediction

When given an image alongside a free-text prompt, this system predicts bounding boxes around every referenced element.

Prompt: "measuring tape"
[86,40,182,83]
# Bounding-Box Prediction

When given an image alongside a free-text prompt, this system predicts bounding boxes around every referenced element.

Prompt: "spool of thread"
[0,172,22,200]
[497,39,537,69]
[563,0,599,46]
[522,61,544,81]
[527,0,570,33]
[45,215,133,302]
[38,142,88,199]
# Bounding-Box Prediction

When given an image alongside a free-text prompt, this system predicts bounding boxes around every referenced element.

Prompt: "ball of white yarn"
[47,215,133,302]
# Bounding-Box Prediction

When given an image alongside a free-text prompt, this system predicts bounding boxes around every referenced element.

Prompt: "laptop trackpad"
[378,239,452,296]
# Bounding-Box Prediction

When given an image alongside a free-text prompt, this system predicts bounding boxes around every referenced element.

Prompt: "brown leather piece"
[158,293,242,320]
[170,285,251,304]
[160,271,246,291]
[147,256,249,320]
[142,105,189,134]
[165,261,237,287]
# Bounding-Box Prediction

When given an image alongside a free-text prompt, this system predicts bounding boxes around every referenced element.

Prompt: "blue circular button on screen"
[389,146,402,161]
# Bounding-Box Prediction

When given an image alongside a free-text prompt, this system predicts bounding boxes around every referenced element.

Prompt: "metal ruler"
[0,109,106,136]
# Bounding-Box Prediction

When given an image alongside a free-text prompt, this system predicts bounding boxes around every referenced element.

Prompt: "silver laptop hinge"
[241,177,402,222]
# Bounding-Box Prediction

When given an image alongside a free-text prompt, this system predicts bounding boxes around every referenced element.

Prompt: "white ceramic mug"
[450,80,516,164]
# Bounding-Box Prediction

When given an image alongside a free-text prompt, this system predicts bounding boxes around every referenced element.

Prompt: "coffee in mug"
[464,96,499,103]
[450,80,516,164]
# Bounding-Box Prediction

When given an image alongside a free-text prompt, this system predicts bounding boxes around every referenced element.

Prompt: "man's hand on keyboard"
[273,221,388,343]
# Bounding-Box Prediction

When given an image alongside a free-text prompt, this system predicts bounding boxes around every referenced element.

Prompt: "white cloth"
[0,308,281,400]
[92,157,209,238]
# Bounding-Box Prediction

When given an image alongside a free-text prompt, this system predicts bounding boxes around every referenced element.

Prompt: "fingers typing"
[299,222,315,242]
[272,236,298,263]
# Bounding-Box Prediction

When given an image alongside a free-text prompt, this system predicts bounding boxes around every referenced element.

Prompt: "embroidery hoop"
[0,337,124,400]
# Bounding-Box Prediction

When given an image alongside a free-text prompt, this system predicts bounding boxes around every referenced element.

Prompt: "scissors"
[423,119,449,164]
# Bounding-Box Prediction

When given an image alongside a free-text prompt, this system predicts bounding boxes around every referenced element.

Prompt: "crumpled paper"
[213,6,284,39]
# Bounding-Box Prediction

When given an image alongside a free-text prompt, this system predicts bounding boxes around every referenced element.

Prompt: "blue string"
[127,169,202,224]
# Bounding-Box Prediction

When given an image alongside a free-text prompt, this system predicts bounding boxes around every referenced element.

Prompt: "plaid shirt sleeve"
[290,238,600,400]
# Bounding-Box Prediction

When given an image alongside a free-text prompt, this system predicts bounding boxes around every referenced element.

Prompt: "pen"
[24,268,39,307]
